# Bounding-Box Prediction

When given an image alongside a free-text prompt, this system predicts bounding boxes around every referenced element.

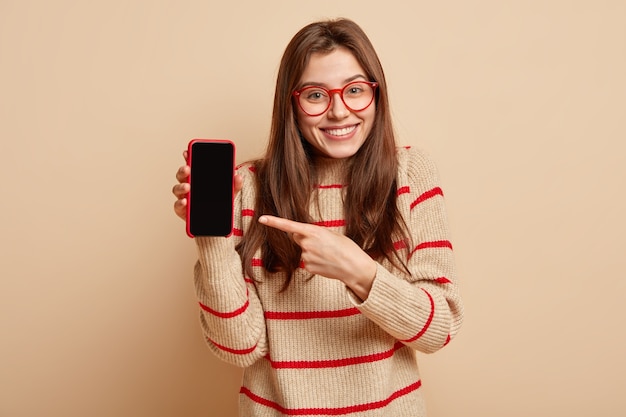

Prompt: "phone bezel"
[185,139,236,238]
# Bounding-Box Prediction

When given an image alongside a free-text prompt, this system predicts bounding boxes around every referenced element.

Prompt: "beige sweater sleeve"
[192,164,268,367]
[348,147,464,353]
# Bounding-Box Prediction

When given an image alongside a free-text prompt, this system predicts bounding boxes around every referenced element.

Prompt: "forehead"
[299,47,367,86]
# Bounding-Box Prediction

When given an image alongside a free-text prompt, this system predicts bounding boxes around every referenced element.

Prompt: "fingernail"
[258,216,267,224]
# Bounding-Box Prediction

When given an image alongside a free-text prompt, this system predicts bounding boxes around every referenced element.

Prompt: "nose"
[327,92,350,119]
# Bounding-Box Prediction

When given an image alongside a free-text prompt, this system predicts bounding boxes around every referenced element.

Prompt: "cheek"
[296,113,318,142]
[361,107,376,135]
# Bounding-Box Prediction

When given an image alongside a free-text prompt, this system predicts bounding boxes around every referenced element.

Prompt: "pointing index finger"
[258,215,309,235]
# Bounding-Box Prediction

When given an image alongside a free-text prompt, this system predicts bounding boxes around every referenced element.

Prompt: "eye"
[345,83,366,96]
[303,88,328,102]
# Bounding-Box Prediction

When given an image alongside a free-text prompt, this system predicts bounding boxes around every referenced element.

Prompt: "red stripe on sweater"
[199,299,249,318]
[240,380,421,415]
[397,186,410,196]
[313,219,345,228]
[402,288,434,343]
[242,209,255,217]
[435,277,452,284]
[265,307,360,320]
[409,240,452,258]
[410,187,443,210]
[252,258,264,267]
[409,240,453,259]
[267,341,404,369]
[416,240,453,250]
[199,289,249,318]
[208,338,256,355]
[233,228,243,237]
[393,240,408,250]
[316,183,344,189]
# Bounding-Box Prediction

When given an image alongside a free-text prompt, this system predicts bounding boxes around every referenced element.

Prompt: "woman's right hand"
[172,150,244,221]
[172,151,191,221]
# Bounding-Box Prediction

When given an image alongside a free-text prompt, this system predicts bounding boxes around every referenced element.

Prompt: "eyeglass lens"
[297,82,375,116]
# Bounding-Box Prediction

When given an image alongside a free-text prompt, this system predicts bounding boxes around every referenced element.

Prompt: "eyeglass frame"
[292,80,379,117]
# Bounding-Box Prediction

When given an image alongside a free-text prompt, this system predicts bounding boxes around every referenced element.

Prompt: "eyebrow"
[298,74,368,89]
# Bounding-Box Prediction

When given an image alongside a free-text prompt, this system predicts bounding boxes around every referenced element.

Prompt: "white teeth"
[325,125,356,136]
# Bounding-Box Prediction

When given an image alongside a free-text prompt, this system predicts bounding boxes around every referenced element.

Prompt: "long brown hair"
[237,18,409,286]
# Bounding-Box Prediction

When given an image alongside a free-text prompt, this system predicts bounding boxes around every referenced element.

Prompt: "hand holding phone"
[185,139,236,237]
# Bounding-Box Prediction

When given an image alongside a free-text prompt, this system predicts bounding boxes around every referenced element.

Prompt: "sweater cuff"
[348,264,451,349]
[345,263,386,306]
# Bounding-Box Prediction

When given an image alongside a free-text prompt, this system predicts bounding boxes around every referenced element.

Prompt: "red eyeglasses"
[293,81,378,116]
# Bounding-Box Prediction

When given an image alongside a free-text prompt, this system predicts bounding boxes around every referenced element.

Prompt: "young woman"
[172,18,463,417]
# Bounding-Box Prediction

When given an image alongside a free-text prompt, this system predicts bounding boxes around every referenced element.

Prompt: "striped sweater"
[193,146,463,416]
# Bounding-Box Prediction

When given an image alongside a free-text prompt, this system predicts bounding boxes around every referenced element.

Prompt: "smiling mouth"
[323,125,357,137]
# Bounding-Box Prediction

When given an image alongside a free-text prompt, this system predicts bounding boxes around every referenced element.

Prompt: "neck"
[310,154,352,185]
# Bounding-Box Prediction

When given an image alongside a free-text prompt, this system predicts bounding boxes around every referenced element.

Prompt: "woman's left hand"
[258,215,377,300]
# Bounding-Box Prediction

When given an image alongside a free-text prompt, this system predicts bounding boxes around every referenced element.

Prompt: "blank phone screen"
[188,140,234,237]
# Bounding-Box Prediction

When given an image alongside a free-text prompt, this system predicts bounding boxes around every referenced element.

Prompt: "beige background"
[1,0,625,416]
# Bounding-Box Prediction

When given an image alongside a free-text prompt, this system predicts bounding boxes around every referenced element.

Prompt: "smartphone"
[186,139,236,237]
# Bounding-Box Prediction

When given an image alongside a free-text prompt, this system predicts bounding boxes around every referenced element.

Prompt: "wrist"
[345,259,377,301]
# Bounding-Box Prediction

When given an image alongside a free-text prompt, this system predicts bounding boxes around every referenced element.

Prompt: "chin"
[321,143,362,159]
